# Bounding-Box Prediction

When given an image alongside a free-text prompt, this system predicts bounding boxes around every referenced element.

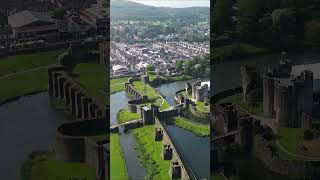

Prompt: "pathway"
[0,64,57,80]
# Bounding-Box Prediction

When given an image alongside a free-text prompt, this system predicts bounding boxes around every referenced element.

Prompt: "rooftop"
[8,10,54,28]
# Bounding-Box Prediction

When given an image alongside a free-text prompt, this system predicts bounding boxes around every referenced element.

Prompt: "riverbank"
[165,116,210,137]
[21,151,96,180]
[110,133,128,180]
[132,125,171,180]
[0,49,66,105]
[110,74,193,95]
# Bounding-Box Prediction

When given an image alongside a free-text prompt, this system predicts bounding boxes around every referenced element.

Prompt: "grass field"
[132,125,171,180]
[21,152,95,180]
[166,116,210,137]
[110,133,128,180]
[212,43,268,61]
[133,81,160,100]
[278,128,303,155]
[111,77,128,94]
[72,63,108,106]
[0,69,48,104]
[220,94,263,115]
[0,49,65,76]
[195,101,210,113]
[117,109,141,124]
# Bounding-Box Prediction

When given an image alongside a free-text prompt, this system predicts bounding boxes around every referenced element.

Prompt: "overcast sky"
[128,0,210,8]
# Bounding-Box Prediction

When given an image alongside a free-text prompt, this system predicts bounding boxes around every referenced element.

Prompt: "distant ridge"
[110,0,209,19]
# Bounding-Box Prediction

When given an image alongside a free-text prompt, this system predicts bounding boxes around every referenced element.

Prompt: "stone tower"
[240,65,261,105]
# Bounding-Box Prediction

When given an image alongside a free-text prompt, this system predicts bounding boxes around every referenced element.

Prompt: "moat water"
[111,80,210,179]
[0,92,65,180]
[212,52,320,179]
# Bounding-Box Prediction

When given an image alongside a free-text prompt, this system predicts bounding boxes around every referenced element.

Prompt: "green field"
[72,63,108,106]
[110,133,128,180]
[21,152,95,180]
[117,109,141,124]
[111,77,129,94]
[166,116,210,137]
[132,125,171,180]
[133,81,160,100]
[0,49,65,76]
[0,69,48,104]
[212,43,268,61]
[219,94,263,115]
[195,101,210,113]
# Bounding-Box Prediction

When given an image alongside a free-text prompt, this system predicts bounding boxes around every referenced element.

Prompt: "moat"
[0,92,65,180]
[213,52,320,179]
[111,80,210,180]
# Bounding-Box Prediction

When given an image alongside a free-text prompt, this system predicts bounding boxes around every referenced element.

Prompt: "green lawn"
[166,116,210,137]
[72,63,108,106]
[117,109,141,124]
[132,81,160,100]
[21,152,95,180]
[278,127,303,155]
[110,133,128,180]
[212,174,227,180]
[220,94,263,115]
[0,49,65,76]
[0,69,48,104]
[111,77,128,94]
[195,101,210,113]
[132,125,171,180]
[212,43,268,61]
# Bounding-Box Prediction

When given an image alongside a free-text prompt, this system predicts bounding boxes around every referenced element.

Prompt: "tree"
[146,64,155,72]
[53,8,66,20]
[305,19,320,43]
[236,0,261,41]
[271,8,296,47]
[175,60,184,72]
[213,0,233,34]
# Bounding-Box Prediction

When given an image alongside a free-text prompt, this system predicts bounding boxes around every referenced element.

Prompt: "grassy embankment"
[117,109,141,124]
[212,43,268,62]
[0,49,65,105]
[21,152,95,180]
[111,77,129,94]
[110,74,192,94]
[72,62,108,106]
[110,133,128,180]
[166,116,210,137]
[132,125,171,180]
[219,94,263,115]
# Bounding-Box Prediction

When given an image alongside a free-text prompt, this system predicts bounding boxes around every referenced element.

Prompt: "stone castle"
[240,55,314,129]
[185,80,209,102]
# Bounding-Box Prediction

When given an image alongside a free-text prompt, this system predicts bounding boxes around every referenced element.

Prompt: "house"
[8,10,59,43]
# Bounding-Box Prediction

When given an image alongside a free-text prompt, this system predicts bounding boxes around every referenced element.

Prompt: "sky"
[128,0,210,8]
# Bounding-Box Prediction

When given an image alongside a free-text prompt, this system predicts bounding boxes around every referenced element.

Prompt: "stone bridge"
[155,117,194,180]
[110,119,143,133]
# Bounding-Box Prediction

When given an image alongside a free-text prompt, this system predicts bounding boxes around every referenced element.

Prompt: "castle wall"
[263,75,275,117]
[48,66,105,120]
[155,118,191,180]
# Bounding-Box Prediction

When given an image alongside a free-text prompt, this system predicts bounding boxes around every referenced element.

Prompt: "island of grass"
[21,152,96,180]
[117,109,141,124]
[110,133,128,180]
